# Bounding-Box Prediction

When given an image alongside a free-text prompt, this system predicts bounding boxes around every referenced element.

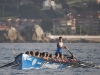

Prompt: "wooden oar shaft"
[68,49,73,55]
[0,61,15,68]
[67,49,77,60]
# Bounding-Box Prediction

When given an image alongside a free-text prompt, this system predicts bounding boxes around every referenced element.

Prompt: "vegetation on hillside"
[0,0,100,34]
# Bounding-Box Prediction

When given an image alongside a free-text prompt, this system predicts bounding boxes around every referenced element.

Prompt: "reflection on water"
[0,43,100,75]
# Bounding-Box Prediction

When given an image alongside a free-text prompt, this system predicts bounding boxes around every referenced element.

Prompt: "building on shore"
[53,17,76,35]
[75,12,100,35]
[76,19,100,34]
[52,11,100,35]
[43,0,62,10]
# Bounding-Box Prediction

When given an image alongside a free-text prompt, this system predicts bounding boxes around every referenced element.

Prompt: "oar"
[66,48,77,60]
[0,49,16,68]
[0,61,15,68]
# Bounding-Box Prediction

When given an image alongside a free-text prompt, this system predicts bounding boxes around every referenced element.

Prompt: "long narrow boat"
[15,53,79,70]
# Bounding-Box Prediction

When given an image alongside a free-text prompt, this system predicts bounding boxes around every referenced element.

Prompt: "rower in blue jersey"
[56,37,69,55]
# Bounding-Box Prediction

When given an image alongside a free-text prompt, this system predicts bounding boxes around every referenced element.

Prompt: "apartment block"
[53,18,76,35]
[76,18,100,34]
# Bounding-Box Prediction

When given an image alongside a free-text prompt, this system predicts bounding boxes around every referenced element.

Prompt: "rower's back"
[25,51,30,55]
[30,51,34,56]
[35,51,40,57]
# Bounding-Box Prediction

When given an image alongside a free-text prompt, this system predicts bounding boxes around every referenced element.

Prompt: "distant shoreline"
[47,35,100,43]
[0,35,100,43]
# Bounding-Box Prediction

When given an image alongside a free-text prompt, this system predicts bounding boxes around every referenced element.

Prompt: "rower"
[56,37,69,55]
[25,51,30,55]
[30,51,34,56]
[35,51,41,57]
[42,52,47,60]
[49,54,54,60]
[54,52,60,62]
[46,52,50,60]
[59,54,68,62]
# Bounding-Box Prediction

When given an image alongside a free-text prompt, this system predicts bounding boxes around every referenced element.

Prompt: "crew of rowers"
[25,51,77,62]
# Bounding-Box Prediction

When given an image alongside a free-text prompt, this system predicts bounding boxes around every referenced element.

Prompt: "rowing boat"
[15,53,78,70]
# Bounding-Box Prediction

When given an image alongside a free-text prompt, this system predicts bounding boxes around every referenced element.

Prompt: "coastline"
[48,35,100,43]
[0,35,100,43]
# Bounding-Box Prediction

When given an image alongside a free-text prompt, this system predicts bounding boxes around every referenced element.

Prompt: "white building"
[43,0,51,10]
[51,1,56,10]
[43,0,62,10]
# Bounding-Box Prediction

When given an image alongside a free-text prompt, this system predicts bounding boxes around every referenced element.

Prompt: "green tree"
[0,0,22,17]
[49,29,53,34]
[87,1,98,11]
[41,19,53,31]
[76,24,80,35]
[94,31,99,35]
[55,0,67,4]
[56,30,62,35]
[81,26,88,35]
[67,29,71,35]
[61,30,66,35]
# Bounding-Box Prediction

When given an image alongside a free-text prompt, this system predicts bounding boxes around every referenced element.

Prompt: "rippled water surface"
[0,43,100,75]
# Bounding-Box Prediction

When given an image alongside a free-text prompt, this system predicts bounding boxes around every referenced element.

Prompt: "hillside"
[0,0,100,32]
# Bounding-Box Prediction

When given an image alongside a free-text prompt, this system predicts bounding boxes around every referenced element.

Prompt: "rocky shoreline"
[0,25,100,43]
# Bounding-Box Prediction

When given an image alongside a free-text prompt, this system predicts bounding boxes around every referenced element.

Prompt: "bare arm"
[64,46,69,50]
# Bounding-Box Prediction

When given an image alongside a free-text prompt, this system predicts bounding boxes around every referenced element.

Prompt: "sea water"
[0,43,100,75]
